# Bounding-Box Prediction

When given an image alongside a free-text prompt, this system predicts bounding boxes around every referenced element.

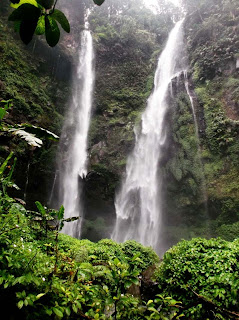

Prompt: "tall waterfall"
[112,19,185,253]
[59,19,94,237]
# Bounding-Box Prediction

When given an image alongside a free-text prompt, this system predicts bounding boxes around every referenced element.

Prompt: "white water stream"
[112,19,185,253]
[60,19,94,237]
[184,72,209,215]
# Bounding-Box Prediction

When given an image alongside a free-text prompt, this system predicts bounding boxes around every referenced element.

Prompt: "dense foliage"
[155,238,239,319]
[1,182,238,319]
[159,0,239,247]
[8,0,70,46]
[0,154,238,320]
[0,179,159,319]
[7,0,106,47]
[0,2,72,207]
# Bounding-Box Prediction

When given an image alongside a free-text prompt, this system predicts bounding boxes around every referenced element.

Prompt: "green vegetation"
[160,0,239,244]
[1,168,238,319]
[155,238,239,319]
[85,0,175,217]
[0,148,236,320]
[0,161,160,319]
[0,154,238,320]
[0,5,72,206]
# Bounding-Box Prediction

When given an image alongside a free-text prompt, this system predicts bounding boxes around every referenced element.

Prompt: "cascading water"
[59,16,94,237]
[184,72,209,215]
[112,18,186,254]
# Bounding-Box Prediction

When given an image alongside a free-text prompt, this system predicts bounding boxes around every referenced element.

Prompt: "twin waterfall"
[60,23,94,237]
[112,19,186,253]
[57,12,206,253]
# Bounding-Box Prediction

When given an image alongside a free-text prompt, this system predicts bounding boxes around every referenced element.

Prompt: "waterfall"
[48,170,58,206]
[59,17,94,237]
[112,18,185,253]
[184,72,209,216]
[24,161,30,202]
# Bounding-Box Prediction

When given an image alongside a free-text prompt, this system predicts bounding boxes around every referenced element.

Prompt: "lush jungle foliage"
[155,238,239,319]
[7,0,105,47]
[0,153,238,319]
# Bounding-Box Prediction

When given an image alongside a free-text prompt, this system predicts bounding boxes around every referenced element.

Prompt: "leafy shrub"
[121,240,159,271]
[155,238,239,319]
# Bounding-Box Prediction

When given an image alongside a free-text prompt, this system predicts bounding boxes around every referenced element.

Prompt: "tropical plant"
[8,0,105,47]
[0,164,176,320]
[0,99,59,148]
[155,238,239,319]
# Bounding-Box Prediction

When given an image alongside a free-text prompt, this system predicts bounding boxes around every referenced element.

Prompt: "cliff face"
[82,0,176,238]
[1,0,238,244]
[0,0,73,207]
[189,0,238,232]
[158,0,239,246]
[83,0,239,242]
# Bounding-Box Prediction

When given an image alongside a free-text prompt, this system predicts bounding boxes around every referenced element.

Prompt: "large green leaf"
[51,9,70,33]
[58,205,64,220]
[93,0,105,5]
[18,124,59,141]
[35,201,46,216]
[52,307,63,318]
[8,4,40,44]
[35,293,46,300]
[8,3,40,21]
[0,109,7,121]
[35,15,45,35]
[17,300,24,309]
[11,0,38,9]
[45,15,60,47]
[10,0,21,4]
[0,152,14,177]
[20,17,39,44]
[9,128,43,147]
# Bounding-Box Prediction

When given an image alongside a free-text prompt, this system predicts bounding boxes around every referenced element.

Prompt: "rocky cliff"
[83,0,239,244]
[0,0,73,207]
[1,0,238,245]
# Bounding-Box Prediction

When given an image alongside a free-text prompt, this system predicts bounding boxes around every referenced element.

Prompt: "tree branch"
[189,287,239,319]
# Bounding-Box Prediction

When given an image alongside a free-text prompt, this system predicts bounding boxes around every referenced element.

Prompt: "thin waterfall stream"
[184,72,209,217]
[112,18,186,254]
[57,16,94,237]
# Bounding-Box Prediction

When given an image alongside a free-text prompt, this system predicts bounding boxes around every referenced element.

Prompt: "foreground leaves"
[45,15,60,47]
[155,238,239,319]
[8,0,105,47]
[8,3,41,44]
[8,1,69,46]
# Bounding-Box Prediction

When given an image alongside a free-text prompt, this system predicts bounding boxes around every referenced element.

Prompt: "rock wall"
[82,0,239,243]
[1,0,238,245]
[162,0,239,246]
[0,1,73,208]
[82,0,176,238]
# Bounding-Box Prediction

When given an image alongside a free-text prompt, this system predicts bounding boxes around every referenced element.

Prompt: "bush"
[155,238,239,319]
[121,240,159,271]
